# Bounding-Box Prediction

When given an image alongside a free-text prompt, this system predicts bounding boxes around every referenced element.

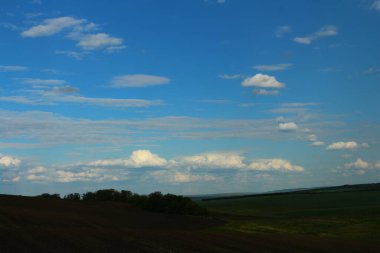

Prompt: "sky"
[0,0,379,196]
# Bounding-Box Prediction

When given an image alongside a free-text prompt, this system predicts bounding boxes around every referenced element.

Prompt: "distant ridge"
[201,183,380,201]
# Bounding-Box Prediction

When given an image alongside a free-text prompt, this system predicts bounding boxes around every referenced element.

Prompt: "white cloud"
[26,174,48,181]
[16,78,66,85]
[219,74,242,79]
[253,64,292,71]
[275,26,291,38]
[345,158,369,169]
[327,141,358,150]
[171,172,216,183]
[58,96,163,108]
[361,143,370,148]
[21,17,85,37]
[375,162,380,169]
[77,33,123,50]
[87,150,304,174]
[55,50,90,60]
[242,74,285,88]
[372,0,380,11]
[21,16,126,53]
[171,152,246,169]
[89,150,167,168]
[278,122,298,132]
[312,141,325,146]
[56,170,107,183]
[217,0,226,4]
[0,65,28,72]
[106,45,127,53]
[253,89,279,96]
[294,25,338,45]
[0,93,163,108]
[281,102,320,107]
[27,166,47,174]
[247,159,304,172]
[307,134,317,142]
[0,155,21,167]
[110,75,170,88]
[0,96,51,105]
[148,170,217,183]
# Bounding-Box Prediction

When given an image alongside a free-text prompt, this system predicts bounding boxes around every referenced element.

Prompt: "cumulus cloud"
[21,17,85,37]
[247,159,304,172]
[253,64,292,71]
[110,74,170,88]
[275,26,291,38]
[294,25,338,45]
[0,65,28,72]
[345,158,369,169]
[86,150,304,173]
[278,122,298,132]
[0,155,21,167]
[242,74,285,88]
[326,141,358,150]
[89,150,167,168]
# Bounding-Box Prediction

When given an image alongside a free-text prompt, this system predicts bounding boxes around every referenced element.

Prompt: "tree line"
[38,189,208,216]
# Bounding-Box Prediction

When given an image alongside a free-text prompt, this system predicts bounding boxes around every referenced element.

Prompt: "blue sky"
[0,0,379,195]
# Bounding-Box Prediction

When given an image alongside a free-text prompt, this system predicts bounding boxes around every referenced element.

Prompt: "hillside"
[0,184,380,252]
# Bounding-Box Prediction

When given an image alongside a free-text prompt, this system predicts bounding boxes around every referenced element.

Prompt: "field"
[0,184,379,252]
[200,185,380,240]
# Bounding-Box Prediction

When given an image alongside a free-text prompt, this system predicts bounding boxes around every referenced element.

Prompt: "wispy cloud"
[253,89,279,96]
[21,17,85,37]
[55,50,90,60]
[110,75,170,88]
[0,65,28,72]
[219,74,242,79]
[280,102,320,107]
[275,26,291,38]
[294,25,338,45]
[372,0,380,12]
[77,33,123,50]
[253,64,292,71]
[15,78,66,85]
[21,16,125,53]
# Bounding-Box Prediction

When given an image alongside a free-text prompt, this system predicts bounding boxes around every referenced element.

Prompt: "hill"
[0,184,380,252]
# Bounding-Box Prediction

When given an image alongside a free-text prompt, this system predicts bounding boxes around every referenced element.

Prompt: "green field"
[200,186,380,241]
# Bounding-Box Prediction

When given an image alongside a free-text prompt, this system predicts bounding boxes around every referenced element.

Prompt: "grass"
[200,189,380,240]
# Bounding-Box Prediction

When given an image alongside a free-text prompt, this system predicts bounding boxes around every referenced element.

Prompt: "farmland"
[0,184,379,252]
[200,184,380,240]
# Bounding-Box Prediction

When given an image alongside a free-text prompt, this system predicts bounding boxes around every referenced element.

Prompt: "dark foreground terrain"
[1,185,380,253]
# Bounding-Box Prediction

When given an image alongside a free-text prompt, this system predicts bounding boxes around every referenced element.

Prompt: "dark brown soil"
[0,194,378,253]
